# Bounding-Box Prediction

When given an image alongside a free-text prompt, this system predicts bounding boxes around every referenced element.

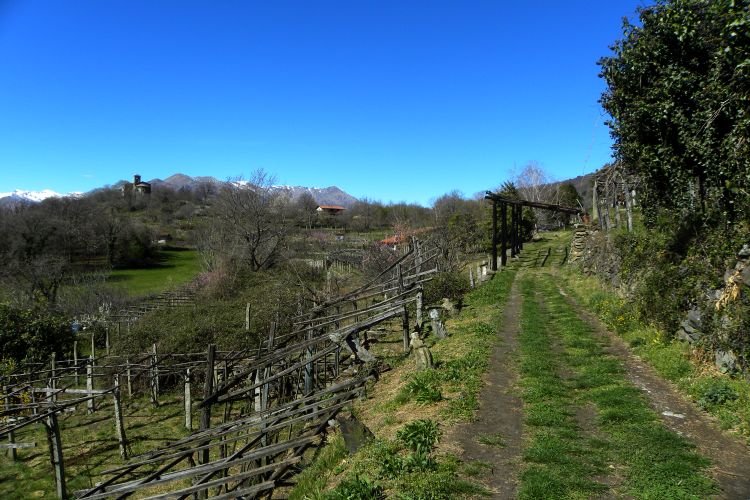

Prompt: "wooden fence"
[1,238,437,499]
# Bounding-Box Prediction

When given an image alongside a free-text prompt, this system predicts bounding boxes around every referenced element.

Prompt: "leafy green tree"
[599,0,750,224]
[0,304,73,366]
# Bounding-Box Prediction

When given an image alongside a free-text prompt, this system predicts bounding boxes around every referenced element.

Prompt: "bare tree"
[202,170,289,273]
[515,162,558,228]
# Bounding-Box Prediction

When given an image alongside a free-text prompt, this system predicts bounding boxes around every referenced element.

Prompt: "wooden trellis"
[484,192,582,270]
[1,238,438,499]
[592,163,640,232]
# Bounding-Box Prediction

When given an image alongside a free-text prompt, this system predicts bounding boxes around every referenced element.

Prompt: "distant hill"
[551,172,596,211]
[1,174,359,208]
[147,174,359,207]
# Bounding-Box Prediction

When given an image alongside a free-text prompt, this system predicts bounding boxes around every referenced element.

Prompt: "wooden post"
[245,303,250,331]
[90,332,95,360]
[3,386,16,462]
[491,200,498,270]
[265,323,275,402]
[500,201,508,267]
[622,177,633,232]
[516,204,522,254]
[334,306,341,377]
[113,375,127,459]
[125,358,132,397]
[469,267,474,287]
[199,344,216,465]
[86,358,94,414]
[44,412,66,499]
[73,340,79,386]
[416,287,423,327]
[591,179,601,222]
[304,319,314,395]
[510,204,517,258]
[105,326,110,355]
[150,343,158,407]
[50,353,57,404]
[520,205,525,251]
[398,264,409,352]
[184,368,192,430]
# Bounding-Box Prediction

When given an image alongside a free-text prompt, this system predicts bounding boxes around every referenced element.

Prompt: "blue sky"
[0,1,647,205]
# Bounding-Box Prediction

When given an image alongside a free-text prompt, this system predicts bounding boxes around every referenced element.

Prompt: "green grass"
[435,270,516,422]
[517,275,609,499]
[0,390,194,499]
[109,249,201,297]
[288,433,349,500]
[475,432,506,448]
[292,269,518,498]
[557,268,750,442]
[519,272,717,499]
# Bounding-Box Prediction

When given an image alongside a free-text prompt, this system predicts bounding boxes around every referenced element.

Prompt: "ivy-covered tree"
[599,0,750,224]
[0,304,73,367]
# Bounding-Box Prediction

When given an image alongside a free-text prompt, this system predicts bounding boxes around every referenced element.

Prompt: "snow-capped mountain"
[149,174,358,207]
[2,174,358,208]
[0,189,65,205]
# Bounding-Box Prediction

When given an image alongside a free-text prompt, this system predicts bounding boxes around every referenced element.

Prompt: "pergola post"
[518,205,524,251]
[510,204,517,258]
[500,202,507,267]
[491,200,498,271]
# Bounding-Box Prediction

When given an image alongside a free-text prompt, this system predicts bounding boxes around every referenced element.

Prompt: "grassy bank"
[517,272,716,498]
[109,249,201,297]
[288,269,517,498]
[556,268,750,444]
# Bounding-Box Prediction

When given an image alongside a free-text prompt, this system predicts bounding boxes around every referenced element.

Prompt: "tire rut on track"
[559,287,750,500]
[449,275,524,498]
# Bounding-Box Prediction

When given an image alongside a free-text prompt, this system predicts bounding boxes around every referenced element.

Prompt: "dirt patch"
[447,275,524,497]
[560,289,750,500]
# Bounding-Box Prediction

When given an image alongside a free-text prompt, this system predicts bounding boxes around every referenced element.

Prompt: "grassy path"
[516,271,717,499]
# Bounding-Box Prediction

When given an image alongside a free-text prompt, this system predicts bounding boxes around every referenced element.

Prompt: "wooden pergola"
[484,191,582,271]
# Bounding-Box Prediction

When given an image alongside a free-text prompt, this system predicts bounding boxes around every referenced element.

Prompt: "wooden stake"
[245,303,250,331]
[398,264,409,352]
[73,341,79,386]
[44,412,66,499]
[184,368,192,430]
[200,344,216,465]
[125,358,132,397]
[304,319,313,395]
[416,288,423,327]
[150,343,159,407]
[87,358,94,414]
[3,386,16,462]
[50,353,57,404]
[113,375,127,459]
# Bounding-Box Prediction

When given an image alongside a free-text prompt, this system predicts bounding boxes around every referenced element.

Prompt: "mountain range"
[0,174,359,208]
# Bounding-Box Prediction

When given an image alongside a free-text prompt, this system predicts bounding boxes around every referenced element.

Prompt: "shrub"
[395,370,443,405]
[423,271,469,307]
[698,380,739,410]
[326,476,383,500]
[397,419,440,455]
[0,304,73,365]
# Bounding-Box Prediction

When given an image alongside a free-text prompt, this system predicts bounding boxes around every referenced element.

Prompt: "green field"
[109,249,201,297]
